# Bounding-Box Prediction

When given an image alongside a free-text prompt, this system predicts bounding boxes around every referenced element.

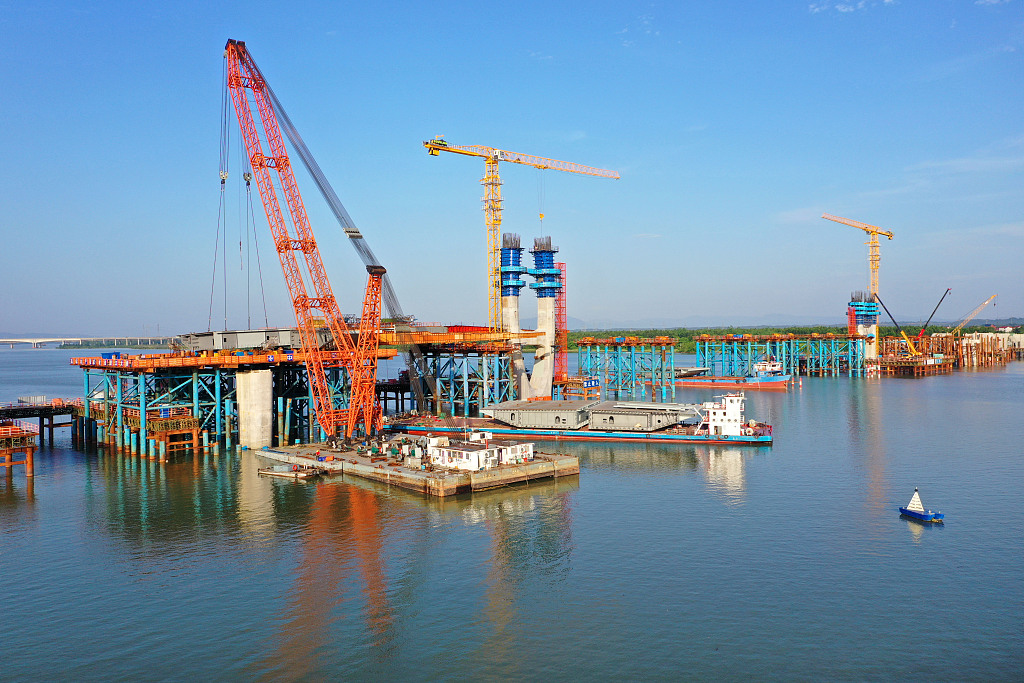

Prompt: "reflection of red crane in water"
[480,489,574,663]
[259,484,395,677]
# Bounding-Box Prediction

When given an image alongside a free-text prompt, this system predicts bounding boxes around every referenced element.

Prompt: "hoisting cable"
[209,58,231,332]
[245,162,270,328]
[537,169,546,232]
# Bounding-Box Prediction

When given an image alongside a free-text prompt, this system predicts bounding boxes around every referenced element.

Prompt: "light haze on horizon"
[2,1,1021,336]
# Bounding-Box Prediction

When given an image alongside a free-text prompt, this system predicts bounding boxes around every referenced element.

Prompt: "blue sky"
[2,0,1021,335]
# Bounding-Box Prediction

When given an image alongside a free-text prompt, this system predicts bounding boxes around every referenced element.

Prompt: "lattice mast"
[821,213,894,298]
[554,261,568,383]
[348,266,386,436]
[224,39,377,439]
[424,138,618,331]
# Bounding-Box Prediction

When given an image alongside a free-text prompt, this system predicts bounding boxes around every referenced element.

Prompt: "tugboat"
[899,488,944,523]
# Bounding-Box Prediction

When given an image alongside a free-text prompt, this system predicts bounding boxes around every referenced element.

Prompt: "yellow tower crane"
[822,213,894,298]
[424,137,619,331]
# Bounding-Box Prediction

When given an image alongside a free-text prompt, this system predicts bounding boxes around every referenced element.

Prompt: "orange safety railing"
[0,420,40,436]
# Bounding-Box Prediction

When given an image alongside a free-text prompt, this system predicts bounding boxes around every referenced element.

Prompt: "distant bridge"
[0,337,178,349]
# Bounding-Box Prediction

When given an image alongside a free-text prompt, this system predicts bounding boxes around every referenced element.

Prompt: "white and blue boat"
[899,488,944,523]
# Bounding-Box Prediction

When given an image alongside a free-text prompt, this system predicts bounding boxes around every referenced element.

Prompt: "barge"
[388,393,773,446]
[254,436,578,497]
[655,361,791,390]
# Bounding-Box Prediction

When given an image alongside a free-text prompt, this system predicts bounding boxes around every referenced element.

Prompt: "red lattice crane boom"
[224,39,380,439]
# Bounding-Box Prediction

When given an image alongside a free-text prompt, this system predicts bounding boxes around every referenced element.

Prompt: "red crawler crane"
[224,39,382,440]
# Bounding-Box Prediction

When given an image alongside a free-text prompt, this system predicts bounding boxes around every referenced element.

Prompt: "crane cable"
[209,58,231,332]
[536,169,546,232]
[244,159,270,328]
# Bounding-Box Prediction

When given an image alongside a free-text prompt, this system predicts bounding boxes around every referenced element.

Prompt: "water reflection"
[574,441,771,505]
[700,447,747,504]
[87,452,246,546]
[0,470,34,508]
[902,515,944,544]
[574,442,701,473]
[255,480,404,679]
[80,448,582,677]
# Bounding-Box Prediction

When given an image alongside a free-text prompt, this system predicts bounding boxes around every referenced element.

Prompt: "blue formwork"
[528,238,562,298]
[500,244,527,296]
[849,300,880,326]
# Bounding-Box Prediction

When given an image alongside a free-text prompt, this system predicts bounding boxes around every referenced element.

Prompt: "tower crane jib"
[425,137,618,331]
[822,213,894,298]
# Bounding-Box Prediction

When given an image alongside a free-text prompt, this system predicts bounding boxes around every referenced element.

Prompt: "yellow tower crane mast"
[424,137,619,331]
[821,213,894,298]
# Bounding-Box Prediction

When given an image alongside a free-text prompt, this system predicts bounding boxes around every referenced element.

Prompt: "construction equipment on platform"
[424,137,619,331]
[916,288,952,342]
[875,294,920,356]
[952,295,997,334]
[822,213,894,297]
[224,39,383,440]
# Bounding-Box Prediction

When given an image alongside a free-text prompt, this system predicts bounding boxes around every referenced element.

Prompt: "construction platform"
[254,444,579,497]
[575,333,868,399]
[1,419,38,477]
[873,356,955,377]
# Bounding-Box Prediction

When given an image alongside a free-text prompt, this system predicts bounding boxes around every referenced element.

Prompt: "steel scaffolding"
[76,360,348,458]
[419,346,515,416]
[695,335,866,377]
[576,339,677,399]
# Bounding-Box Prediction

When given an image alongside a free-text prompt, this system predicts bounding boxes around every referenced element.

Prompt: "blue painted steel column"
[482,354,489,407]
[115,373,123,450]
[276,396,284,446]
[225,398,234,450]
[139,372,147,454]
[285,398,293,445]
[307,369,316,443]
[83,369,91,418]
[461,358,469,417]
[192,371,199,418]
[214,367,222,441]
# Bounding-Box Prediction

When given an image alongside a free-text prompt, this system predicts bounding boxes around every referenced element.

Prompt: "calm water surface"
[1,348,1021,680]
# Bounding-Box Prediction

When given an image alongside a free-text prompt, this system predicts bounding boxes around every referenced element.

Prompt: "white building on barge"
[419,432,535,472]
